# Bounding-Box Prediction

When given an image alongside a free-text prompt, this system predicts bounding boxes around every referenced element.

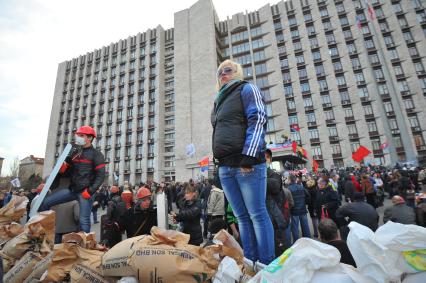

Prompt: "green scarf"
[215,80,241,105]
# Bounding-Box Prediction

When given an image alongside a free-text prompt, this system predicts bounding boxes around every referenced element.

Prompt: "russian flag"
[290,124,300,132]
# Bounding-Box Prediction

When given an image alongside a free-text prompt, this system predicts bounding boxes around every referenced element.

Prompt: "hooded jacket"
[211,81,267,167]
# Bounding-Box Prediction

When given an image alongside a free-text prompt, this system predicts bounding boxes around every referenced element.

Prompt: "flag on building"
[292,141,298,153]
[290,124,300,132]
[356,15,362,29]
[352,145,372,163]
[380,141,389,150]
[301,147,308,158]
[11,178,21,188]
[365,0,375,20]
[199,156,209,172]
[312,159,319,173]
[185,143,196,157]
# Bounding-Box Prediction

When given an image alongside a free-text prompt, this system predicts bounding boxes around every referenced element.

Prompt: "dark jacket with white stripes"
[211,80,267,167]
[63,145,106,194]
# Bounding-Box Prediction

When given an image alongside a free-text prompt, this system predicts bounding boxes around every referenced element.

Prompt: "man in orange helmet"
[103,185,126,247]
[118,186,157,238]
[39,125,105,233]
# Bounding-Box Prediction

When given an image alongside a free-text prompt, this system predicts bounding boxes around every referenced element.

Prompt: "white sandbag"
[347,221,426,283]
[213,256,242,283]
[374,221,426,274]
[248,238,340,283]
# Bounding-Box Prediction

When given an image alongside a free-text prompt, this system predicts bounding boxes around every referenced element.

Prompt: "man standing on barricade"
[39,125,105,233]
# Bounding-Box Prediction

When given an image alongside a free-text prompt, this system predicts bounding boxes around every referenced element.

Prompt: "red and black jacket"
[61,145,106,194]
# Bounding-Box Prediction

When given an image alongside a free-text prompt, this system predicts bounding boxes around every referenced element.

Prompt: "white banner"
[10,177,21,188]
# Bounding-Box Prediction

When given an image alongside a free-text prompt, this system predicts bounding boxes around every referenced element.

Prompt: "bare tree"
[9,156,20,178]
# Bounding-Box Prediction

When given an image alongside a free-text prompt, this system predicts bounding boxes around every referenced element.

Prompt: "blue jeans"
[39,188,93,233]
[219,163,275,264]
[290,214,311,243]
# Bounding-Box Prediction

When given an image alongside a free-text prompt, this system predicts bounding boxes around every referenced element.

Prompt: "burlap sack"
[0,250,15,273]
[44,241,106,282]
[23,252,54,283]
[0,222,23,245]
[2,210,55,259]
[62,231,105,250]
[3,251,43,283]
[101,235,146,277]
[128,226,218,283]
[0,196,28,240]
[70,263,110,283]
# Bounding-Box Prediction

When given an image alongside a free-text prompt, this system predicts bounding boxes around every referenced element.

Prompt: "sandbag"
[0,251,15,273]
[63,231,106,251]
[249,238,341,283]
[3,251,43,283]
[70,263,110,283]
[44,241,106,282]
[0,196,28,225]
[2,210,55,259]
[347,221,426,283]
[128,226,218,283]
[0,222,24,244]
[23,252,54,283]
[101,235,146,277]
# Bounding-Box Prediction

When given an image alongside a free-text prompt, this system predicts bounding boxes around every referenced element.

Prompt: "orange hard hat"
[110,186,119,193]
[76,125,96,138]
[136,187,152,199]
[121,190,133,201]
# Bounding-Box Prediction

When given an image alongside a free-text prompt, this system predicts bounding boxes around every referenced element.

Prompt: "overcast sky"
[0,0,269,176]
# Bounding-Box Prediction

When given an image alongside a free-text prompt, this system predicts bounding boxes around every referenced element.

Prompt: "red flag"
[302,148,308,158]
[290,124,300,132]
[356,15,362,29]
[352,146,371,163]
[199,156,209,167]
[312,159,319,173]
[367,3,375,20]
[292,141,297,153]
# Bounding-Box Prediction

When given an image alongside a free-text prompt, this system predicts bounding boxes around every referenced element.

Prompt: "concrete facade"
[19,155,44,181]
[45,0,426,184]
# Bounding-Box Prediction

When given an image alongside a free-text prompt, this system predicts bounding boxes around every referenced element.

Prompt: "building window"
[309,129,319,139]
[311,146,322,156]
[300,82,310,93]
[331,144,341,154]
[384,101,394,113]
[367,121,377,132]
[287,99,296,109]
[344,107,354,118]
[328,126,338,137]
[303,97,313,107]
[336,75,346,86]
[324,110,335,120]
[363,104,373,115]
[408,116,420,127]
[350,141,360,153]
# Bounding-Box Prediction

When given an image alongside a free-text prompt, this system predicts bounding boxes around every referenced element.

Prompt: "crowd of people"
[1,59,425,272]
